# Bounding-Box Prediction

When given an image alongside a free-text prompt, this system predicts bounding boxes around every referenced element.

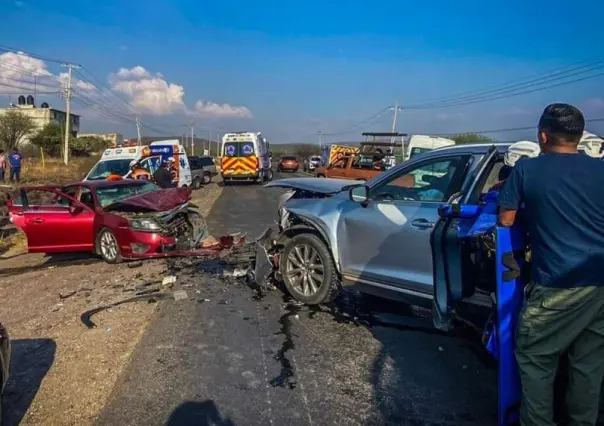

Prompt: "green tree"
[71,136,110,154]
[30,122,64,156]
[0,109,36,151]
[451,133,495,145]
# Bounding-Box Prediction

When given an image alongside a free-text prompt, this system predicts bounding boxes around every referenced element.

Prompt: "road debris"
[59,290,77,300]
[173,290,188,301]
[162,275,177,286]
[80,293,173,329]
[127,261,144,269]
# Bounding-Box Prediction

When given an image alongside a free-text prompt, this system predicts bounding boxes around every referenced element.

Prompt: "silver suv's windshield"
[87,159,133,180]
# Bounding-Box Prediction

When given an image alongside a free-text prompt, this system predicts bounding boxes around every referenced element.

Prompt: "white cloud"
[14,1,24,7]
[0,51,94,96]
[110,66,186,115]
[195,100,252,118]
[110,65,252,118]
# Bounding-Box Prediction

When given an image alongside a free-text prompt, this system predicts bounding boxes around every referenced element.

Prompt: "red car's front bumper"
[119,230,246,259]
[118,229,177,259]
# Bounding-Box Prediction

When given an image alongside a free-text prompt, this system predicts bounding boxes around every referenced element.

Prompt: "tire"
[280,233,340,305]
[192,176,202,189]
[266,169,274,181]
[202,172,212,185]
[97,228,122,264]
[317,174,326,178]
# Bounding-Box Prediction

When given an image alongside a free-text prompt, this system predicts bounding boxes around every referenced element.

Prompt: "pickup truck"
[314,154,387,181]
[189,156,217,188]
[255,143,526,425]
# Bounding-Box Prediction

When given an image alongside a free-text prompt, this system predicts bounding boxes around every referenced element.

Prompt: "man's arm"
[497,164,524,227]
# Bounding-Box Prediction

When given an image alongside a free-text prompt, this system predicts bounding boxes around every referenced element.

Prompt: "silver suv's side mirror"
[349,185,369,204]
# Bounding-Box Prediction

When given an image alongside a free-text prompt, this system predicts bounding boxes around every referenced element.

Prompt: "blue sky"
[1,0,604,143]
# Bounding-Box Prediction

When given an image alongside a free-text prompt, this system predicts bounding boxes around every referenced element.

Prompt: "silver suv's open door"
[430,145,498,331]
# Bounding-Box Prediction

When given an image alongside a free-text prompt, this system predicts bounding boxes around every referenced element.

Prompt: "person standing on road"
[153,159,175,188]
[0,149,6,182]
[8,148,23,183]
[498,103,604,426]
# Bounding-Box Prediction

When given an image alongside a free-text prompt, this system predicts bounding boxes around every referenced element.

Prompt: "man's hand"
[499,208,517,227]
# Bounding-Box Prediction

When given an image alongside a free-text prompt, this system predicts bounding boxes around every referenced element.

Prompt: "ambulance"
[220,132,273,184]
[85,140,192,187]
[320,144,359,167]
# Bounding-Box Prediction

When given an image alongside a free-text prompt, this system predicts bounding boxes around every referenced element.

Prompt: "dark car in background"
[277,156,299,173]
[189,156,218,188]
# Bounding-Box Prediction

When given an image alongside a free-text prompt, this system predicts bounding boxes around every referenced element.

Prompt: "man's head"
[12,147,18,153]
[0,149,4,155]
[538,103,585,153]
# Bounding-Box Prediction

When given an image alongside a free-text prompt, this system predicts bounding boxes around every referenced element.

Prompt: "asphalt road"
[98,171,500,426]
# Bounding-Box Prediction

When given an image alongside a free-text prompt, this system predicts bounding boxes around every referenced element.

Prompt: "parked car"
[7,180,207,263]
[277,156,299,173]
[189,156,218,188]
[256,143,511,308]
[303,156,322,173]
[0,320,10,417]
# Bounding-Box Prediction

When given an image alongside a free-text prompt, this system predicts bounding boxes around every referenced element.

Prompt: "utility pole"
[136,116,142,146]
[191,123,195,156]
[390,101,402,143]
[318,130,323,151]
[61,63,81,165]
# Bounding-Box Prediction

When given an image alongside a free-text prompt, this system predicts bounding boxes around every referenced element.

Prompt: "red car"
[7,180,205,263]
[277,156,299,172]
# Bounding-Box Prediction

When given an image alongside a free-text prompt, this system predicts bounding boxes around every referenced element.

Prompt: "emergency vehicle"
[404,135,456,160]
[220,132,272,184]
[320,144,359,167]
[578,130,604,159]
[85,140,192,187]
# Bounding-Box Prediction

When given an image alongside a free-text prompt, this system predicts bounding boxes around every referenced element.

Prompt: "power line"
[0,44,78,66]
[406,64,604,109]
[435,117,604,137]
[322,107,392,136]
[404,60,602,108]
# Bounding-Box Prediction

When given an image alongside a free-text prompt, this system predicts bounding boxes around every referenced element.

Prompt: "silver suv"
[258,143,510,306]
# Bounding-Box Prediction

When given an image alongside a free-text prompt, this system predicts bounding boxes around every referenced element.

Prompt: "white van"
[85,140,192,187]
[220,132,273,184]
[404,135,456,161]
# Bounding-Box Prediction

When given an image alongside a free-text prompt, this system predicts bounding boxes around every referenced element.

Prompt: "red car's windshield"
[96,182,160,208]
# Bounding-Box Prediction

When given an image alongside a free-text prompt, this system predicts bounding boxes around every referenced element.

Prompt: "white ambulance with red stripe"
[220,132,273,184]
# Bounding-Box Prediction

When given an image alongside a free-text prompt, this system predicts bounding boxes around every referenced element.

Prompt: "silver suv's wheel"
[281,233,340,304]
[97,228,122,264]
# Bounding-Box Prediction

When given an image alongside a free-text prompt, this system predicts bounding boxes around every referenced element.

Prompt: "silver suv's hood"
[264,178,356,194]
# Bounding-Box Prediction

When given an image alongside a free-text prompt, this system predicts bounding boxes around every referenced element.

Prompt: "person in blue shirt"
[8,148,23,183]
[498,103,604,426]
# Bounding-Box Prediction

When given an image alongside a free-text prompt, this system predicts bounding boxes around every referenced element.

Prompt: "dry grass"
[16,157,99,185]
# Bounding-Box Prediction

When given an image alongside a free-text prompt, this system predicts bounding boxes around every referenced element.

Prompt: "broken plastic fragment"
[162,276,177,286]
[173,290,188,301]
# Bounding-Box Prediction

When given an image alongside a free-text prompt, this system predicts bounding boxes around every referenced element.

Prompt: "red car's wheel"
[97,228,123,264]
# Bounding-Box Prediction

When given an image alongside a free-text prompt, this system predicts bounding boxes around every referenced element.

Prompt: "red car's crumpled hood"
[104,187,192,212]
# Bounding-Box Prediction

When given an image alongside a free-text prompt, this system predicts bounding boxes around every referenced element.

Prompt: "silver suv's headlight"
[130,219,162,231]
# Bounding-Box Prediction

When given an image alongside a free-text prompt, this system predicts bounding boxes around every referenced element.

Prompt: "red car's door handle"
[30,218,45,224]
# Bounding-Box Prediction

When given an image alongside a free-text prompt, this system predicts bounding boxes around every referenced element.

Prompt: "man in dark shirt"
[153,160,174,189]
[498,103,604,426]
